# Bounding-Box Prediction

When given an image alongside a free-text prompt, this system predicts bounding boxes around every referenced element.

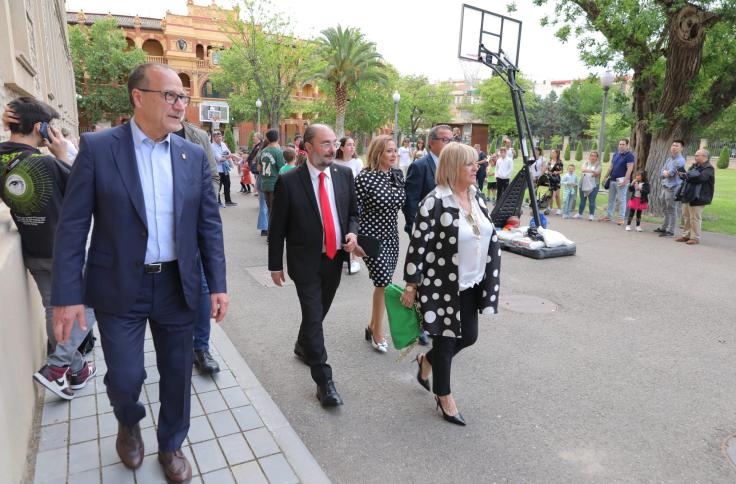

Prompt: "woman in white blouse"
[335,136,364,273]
[400,142,501,426]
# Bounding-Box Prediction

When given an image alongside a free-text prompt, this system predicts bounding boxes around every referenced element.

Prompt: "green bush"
[717,147,730,169]
[603,145,611,163]
[592,140,598,151]
[513,139,520,159]
[538,140,545,151]
[564,143,571,161]
[575,142,583,162]
[224,126,236,151]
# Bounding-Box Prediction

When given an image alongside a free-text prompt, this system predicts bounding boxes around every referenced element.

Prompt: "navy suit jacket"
[402,152,437,235]
[51,123,226,316]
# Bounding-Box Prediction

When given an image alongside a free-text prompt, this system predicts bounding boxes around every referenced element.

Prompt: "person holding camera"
[675,149,715,245]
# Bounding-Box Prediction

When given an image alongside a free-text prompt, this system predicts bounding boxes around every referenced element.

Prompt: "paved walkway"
[33,323,330,484]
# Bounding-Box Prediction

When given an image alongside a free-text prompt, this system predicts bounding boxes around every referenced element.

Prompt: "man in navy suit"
[402,124,453,235]
[51,63,228,482]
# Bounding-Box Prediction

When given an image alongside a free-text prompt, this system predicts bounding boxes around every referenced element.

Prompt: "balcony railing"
[146,55,167,64]
[196,59,207,69]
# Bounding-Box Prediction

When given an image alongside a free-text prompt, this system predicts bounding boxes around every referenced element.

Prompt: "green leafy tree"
[224,126,236,151]
[535,0,736,212]
[396,75,453,137]
[575,142,583,161]
[213,0,316,129]
[700,102,736,141]
[717,147,730,169]
[313,25,387,138]
[592,140,598,151]
[475,74,537,141]
[584,112,632,150]
[68,19,145,124]
[603,145,611,163]
[564,143,571,161]
[529,91,561,140]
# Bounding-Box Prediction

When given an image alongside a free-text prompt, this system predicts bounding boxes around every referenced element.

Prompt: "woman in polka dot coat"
[401,142,501,425]
[355,135,406,353]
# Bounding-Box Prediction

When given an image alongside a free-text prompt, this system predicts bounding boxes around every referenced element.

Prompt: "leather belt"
[144,261,178,274]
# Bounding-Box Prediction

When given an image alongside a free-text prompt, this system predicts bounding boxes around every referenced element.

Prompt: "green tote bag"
[384,284,422,350]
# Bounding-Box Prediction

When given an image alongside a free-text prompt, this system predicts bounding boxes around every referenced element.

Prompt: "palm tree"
[315,25,387,138]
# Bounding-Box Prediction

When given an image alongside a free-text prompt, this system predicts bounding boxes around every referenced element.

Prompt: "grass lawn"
[500,161,736,235]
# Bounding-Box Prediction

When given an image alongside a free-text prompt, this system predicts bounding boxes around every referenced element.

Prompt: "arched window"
[125,38,135,50]
[302,84,314,97]
[142,39,164,57]
[201,80,226,99]
[196,44,205,60]
[178,73,191,88]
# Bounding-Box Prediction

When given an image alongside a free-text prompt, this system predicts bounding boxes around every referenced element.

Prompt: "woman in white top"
[335,136,364,273]
[575,150,602,220]
[397,138,413,175]
[400,142,501,426]
[412,138,427,160]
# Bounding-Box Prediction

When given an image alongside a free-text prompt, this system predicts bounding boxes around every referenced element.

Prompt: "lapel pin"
[181,152,187,160]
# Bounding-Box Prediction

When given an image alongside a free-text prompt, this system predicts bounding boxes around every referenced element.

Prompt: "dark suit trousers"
[294,254,343,385]
[95,267,196,452]
[425,285,480,396]
[496,178,510,201]
[218,172,232,204]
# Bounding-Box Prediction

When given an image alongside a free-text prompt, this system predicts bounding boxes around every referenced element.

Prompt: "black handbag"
[603,176,611,190]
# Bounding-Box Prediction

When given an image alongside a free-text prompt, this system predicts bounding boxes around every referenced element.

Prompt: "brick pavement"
[33,324,329,484]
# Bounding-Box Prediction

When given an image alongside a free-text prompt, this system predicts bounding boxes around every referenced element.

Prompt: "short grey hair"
[429,124,451,140]
[697,148,710,158]
[304,123,332,145]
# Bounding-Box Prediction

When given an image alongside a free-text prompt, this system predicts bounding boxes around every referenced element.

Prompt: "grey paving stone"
[96,379,107,394]
[99,435,121,467]
[144,365,160,384]
[201,467,236,484]
[213,355,227,370]
[70,415,98,444]
[70,394,97,419]
[220,387,249,409]
[44,389,59,402]
[190,396,204,418]
[191,439,228,474]
[144,351,157,367]
[134,453,167,483]
[218,433,255,466]
[101,462,135,484]
[145,383,159,403]
[243,428,279,458]
[141,425,158,455]
[67,467,101,484]
[150,401,162,424]
[192,374,218,393]
[39,422,68,452]
[198,390,228,413]
[139,408,155,430]
[34,446,67,484]
[42,400,70,425]
[93,346,105,360]
[98,411,118,438]
[231,406,263,432]
[213,370,238,389]
[207,410,239,437]
[259,454,299,484]
[96,394,113,414]
[187,415,215,444]
[144,338,155,352]
[73,379,97,397]
[68,439,100,475]
[231,461,268,484]
[182,444,200,477]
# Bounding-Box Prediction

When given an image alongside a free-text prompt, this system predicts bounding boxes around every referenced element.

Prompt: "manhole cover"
[501,295,558,314]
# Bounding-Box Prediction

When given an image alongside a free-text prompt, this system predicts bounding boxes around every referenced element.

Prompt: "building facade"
[67,0,319,145]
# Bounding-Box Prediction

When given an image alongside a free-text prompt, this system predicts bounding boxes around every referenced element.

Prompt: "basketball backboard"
[458,4,522,69]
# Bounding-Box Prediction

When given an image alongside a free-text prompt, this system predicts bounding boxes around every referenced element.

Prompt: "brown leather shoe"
[685,239,700,245]
[675,236,689,242]
[158,449,192,482]
[116,423,144,469]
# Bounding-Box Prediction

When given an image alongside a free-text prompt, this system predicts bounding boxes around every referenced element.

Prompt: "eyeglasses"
[137,89,191,106]
[431,137,452,144]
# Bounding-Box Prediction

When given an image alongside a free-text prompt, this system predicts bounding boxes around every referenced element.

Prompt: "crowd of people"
[0,60,719,481]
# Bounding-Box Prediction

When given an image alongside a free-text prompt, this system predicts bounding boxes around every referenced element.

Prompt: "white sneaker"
[625,225,631,231]
[588,215,595,221]
[349,260,361,274]
[573,213,581,219]
[562,214,569,219]
[636,226,643,232]
[555,209,562,215]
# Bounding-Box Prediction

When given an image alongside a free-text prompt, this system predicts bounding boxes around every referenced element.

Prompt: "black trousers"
[425,285,480,396]
[627,208,642,225]
[218,172,232,204]
[294,254,343,385]
[496,178,510,202]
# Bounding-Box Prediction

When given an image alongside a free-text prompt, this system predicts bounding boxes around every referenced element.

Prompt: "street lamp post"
[255,98,262,134]
[598,71,614,159]
[392,91,400,144]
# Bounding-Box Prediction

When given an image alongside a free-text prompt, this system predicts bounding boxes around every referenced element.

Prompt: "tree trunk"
[334,83,347,139]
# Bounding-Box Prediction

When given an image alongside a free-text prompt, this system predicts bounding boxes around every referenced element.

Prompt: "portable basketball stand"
[458,4,575,259]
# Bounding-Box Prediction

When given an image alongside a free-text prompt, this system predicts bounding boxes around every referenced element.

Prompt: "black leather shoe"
[193,349,220,374]
[316,380,343,408]
[418,331,430,346]
[415,353,430,391]
[293,343,308,365]
[653,227,665,233]
[658,231,674,237]
[435,396,466,426]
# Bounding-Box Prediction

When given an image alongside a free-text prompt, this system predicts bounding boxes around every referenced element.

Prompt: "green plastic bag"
[384,284,422,350]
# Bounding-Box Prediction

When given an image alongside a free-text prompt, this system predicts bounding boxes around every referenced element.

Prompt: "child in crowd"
[486,153,497,201]
[239,148,253,193]
[280,147,297,174]
[625,170,650,232]
[561,163,578,218]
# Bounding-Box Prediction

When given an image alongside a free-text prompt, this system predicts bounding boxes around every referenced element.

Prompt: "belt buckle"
[146,263,162,274]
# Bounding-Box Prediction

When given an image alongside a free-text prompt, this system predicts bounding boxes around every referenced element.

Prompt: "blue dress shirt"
[130,117,176,263]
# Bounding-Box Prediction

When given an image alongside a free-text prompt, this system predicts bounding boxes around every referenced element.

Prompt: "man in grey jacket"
[654,140,686,237]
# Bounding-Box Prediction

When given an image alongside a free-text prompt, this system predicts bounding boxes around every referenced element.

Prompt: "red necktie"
[319,172,337,259]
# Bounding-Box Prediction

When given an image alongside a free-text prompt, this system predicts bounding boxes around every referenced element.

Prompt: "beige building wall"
[0,0,79,482]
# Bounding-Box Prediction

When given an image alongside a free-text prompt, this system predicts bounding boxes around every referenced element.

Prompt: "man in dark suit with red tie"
[268,124,359,408]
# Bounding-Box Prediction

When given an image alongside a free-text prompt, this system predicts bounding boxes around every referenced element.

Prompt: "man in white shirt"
[495,146,513,201]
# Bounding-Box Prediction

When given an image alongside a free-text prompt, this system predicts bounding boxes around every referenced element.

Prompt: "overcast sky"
[65,0,596,83]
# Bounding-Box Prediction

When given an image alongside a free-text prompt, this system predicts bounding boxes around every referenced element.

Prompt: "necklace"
[454,189,481,239]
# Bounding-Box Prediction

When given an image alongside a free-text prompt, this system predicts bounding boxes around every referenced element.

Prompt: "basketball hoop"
[209,108,222,131]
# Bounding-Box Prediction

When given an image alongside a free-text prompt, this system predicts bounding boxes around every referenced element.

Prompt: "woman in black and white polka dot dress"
[400,142,501,426]
[355,135,406,354]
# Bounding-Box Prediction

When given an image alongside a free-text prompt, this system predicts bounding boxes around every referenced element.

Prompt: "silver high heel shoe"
[364,327,388,353]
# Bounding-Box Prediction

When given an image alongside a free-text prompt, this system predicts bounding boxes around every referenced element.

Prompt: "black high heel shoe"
[435,395,466,426]
[415,354,430,391]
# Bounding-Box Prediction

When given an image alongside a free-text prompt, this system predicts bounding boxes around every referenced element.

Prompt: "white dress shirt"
[496,155,513,179]
[130,117,176,263]
[457,195,494,290]
[306,161,343,253]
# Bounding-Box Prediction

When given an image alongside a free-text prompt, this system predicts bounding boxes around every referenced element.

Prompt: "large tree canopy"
[68,18,145,124]
[396,76,453,137]
[474,74,537,141]
[534,0,736,211]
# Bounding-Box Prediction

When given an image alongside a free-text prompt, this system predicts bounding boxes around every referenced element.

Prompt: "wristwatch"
[405,285,416,293]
